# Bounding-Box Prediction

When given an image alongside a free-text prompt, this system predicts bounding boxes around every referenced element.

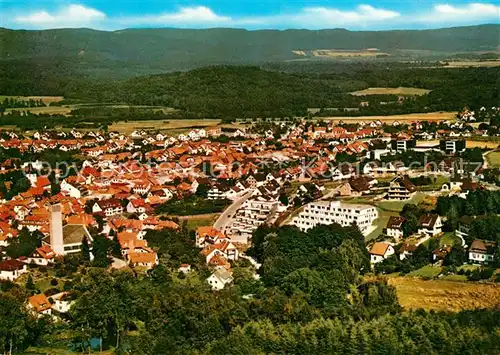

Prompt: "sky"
[0,1,499,30]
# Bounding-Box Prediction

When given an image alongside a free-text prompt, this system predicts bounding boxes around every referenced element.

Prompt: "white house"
[417,215,442,237]
[386,216,406,241]
[207,269,234,290]
[92,199,123,217]
[468,240,496,264]
[178,264,192,274]
[50,292,75,314]
[60,180,82,198]
[27,294,52,317]
[25,245,56,266]
[369,242,395,264]
[0,259,28,281]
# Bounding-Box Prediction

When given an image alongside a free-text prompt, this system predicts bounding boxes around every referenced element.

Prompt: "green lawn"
[458,264,481,272]
[365,208,398,242]
[407,264,443,278]
[440,232,461,247]
[376,192,426,212]
[417,175,450,192]
[172,271,203,286]
[184,214,220,230]
[34,277,64,292]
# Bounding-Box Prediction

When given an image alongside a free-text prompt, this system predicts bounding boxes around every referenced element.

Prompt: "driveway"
[213,190,253,233]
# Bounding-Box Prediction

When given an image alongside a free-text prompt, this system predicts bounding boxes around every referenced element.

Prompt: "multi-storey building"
[440,139,466,154]
[230,194,281,240]
[386,175,416,200]
[391,139,416,152]
[291,200,378,236]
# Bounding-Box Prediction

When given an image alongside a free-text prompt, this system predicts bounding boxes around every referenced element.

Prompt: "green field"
[407,265,443,278]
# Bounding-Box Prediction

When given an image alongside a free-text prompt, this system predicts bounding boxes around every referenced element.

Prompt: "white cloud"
[118,6,232,27]
[14,4,106,28]
[297,5,400,25]
[234,5,401,28]
[423,3,500,22]
[8,3,500,30]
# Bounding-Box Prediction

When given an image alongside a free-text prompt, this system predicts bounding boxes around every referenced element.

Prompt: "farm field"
[467,140,500,149]
[417,139,499,149]
[109,119,221,134]
[321,111,457,123]
[5,105,73,115]
[350,87,431,96]
[387,277,500,312]
[442,60,500,68]
[312,49,390,58]
[0,95,64,104]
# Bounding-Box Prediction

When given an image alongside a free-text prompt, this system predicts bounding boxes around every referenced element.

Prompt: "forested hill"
[1,64,498,119]
[0,25,498,73]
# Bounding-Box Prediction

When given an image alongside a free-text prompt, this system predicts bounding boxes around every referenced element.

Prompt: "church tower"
[49,204,64,255]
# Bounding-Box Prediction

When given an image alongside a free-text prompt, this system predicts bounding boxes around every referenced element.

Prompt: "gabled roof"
[386,216,406,229]
[34,245,55,259]
[0,259,25,271]
[418,214,439,229]
[128,251,157,264]
[469,240,496,254]
[370,242,391,256]
[28,294,51,313]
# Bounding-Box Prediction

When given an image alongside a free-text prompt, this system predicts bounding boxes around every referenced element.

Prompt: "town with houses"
[0,106,499,319]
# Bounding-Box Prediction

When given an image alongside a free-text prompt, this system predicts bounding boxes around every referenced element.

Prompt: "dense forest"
[1,223,499,354]
[1,63,499,121]
[1,25,499,72]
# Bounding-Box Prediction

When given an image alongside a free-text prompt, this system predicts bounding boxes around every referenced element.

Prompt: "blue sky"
[1,1,499,30]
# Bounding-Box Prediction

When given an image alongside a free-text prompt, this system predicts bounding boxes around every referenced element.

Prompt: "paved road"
[213,190,253,233]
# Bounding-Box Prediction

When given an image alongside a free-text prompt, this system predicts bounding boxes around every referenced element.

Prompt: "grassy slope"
[388,276,500,312]
[485,151,500,167]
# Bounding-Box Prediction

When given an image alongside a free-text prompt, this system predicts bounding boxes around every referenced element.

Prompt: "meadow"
[388,277,500,312]
[485,151,500,167]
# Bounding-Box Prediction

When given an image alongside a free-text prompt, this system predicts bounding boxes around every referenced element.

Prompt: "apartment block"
[291,200,378,236]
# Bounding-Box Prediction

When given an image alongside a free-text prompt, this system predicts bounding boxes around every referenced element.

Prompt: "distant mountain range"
[0,24,498,75]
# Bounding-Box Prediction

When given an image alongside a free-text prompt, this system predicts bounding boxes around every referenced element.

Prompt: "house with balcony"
[468,240,496,264]
[417,214,442,237]
[386,175,416,200]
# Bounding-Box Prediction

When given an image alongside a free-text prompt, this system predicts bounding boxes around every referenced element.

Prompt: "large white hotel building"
[291,200,378,236]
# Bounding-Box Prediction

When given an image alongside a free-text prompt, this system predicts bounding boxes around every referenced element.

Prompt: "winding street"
[213,190,253,233]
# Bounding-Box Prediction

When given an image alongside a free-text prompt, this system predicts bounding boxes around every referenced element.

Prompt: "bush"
[468,267,495,281]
